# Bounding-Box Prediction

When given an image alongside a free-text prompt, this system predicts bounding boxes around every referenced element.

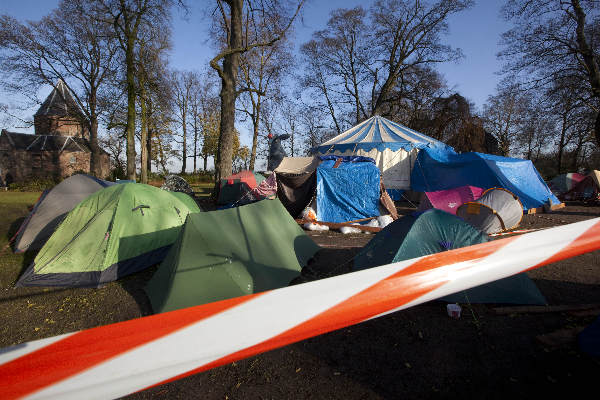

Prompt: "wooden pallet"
[526,202,565,214]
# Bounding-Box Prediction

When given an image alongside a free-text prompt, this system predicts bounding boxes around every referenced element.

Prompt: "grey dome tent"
[13,174,114,253]
[456,187,523,234]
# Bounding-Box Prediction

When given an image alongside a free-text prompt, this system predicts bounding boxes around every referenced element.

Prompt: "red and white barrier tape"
[1,217,600,400]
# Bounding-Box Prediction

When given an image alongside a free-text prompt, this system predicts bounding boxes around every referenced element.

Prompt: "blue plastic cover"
[316,158,380,222]
[318,155,376,164]
[386,189,404,201]
[410,149,560,211]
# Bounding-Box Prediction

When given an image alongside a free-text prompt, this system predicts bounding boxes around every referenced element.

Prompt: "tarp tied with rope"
[312,116,454,190]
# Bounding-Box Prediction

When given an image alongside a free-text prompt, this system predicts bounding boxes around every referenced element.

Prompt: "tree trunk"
[125,35,137,181]
[557,115,567,175]
[139,86,148,184]
[147,127,152,174]
[193,118,198,173]
[181,108,187,174]
[214,0,242,191]
[203,155,208,172]
[147,99,153,175]
[596,112,600,148]
[249,109,259,170]
[89,117,101,177]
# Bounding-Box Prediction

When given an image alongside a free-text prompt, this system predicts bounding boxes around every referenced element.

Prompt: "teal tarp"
[354,209,547,305]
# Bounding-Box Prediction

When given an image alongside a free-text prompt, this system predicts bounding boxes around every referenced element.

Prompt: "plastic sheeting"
[411,148,560,211]
[418,185,484,215]
[316,157,380,223]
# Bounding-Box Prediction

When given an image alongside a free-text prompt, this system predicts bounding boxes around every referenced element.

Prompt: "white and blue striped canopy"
[314,115,453,154]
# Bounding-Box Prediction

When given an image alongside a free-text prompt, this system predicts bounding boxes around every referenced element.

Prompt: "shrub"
[8,177,60,192]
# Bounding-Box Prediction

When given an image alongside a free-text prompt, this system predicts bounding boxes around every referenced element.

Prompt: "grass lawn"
[191,182,214,197]
[0,192,41,286]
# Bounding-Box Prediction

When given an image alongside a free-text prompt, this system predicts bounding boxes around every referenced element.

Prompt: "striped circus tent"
[313,115,453,190]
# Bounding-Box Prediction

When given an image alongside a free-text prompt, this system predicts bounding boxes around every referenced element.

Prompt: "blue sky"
[1,0,509,169]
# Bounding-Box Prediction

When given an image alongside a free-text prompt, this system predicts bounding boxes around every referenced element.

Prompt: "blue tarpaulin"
[316,157,380,223]
[410,148,560,211]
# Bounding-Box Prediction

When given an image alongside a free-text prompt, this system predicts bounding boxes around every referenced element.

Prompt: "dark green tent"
[353,209,546,305]
[146,198,320,313]
[16,183,201,288]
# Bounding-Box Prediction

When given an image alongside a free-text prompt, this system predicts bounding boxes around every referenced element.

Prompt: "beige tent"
[274,156,321,174]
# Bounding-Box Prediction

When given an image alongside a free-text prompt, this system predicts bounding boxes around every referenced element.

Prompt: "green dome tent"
[353,209,546,305]
[145,198,320,313]
[16,183,201,288]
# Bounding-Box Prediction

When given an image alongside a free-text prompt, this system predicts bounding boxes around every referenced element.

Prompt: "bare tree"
[482,81,531,156]
[94,0,178,180]
[500,0,600,145]
[136,22,171,182]
[209,0,304,194]
[299,39,345,134]
[368,0,471,116]
[0,0,119,176]
[171,70,199,173]
[238,9,294,171]
[299,0,471,128]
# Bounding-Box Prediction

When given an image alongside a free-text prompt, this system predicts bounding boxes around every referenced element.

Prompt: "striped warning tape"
[1,217,600,400]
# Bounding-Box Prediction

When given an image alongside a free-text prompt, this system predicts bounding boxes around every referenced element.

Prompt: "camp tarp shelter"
[549,172,585,196]
[316,156,381,223]
[275,157,321,218]
[16,183,201,288]
[217,170,265,205]
[563,170,600,202]
[456,188,523,234]
[313,115,453,190]
[274,156,321,174]
[418,185,484,215]
[411,148,560,211]
[14,174,115,253]
[353,209,546,305]
[145,199,320,313]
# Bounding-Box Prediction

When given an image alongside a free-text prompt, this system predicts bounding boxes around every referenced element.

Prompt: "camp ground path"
[1,195,600,399]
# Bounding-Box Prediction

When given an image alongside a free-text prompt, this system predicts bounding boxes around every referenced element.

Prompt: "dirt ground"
[1,196,600,399]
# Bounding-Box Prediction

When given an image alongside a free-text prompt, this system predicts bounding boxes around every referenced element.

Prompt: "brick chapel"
[0,80,111,185]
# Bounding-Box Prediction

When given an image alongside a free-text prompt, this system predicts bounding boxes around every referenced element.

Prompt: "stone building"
[0,80,110,184]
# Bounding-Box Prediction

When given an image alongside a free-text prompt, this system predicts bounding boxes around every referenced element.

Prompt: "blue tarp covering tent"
[316,156,380,223]
[313,115,454,190]
[410,148,560,211]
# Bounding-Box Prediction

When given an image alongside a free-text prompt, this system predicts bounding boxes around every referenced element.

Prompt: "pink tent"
[418,185,485,215]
